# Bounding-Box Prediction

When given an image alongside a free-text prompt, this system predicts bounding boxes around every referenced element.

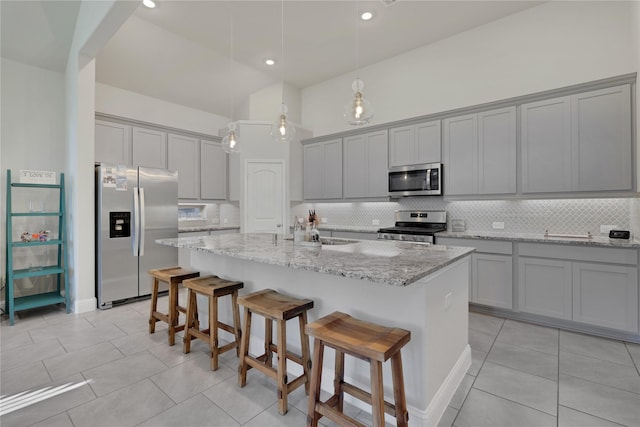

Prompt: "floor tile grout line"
[450,317,506,426]
[556,325,560,427]
[559,347,640,370]
[467,387,559,419]
[557,404,628,427]
[623,342,640,376]
[559,371,640,397]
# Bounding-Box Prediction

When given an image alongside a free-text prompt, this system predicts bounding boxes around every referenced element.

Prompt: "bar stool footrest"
[315,402,366,427]
[341,382,398,417]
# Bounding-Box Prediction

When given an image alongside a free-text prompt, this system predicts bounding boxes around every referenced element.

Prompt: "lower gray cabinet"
[572,262,638,332]
[473,253,512,309]
[518,257,573,320]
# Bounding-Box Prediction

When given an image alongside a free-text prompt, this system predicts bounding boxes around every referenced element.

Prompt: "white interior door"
[244,160,286,233]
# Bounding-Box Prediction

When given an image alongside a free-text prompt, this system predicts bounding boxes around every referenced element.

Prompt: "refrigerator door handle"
[139,187,146,257]
[132,187,140,256]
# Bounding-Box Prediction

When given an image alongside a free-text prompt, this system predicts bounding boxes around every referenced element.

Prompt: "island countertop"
[156,233,474,287]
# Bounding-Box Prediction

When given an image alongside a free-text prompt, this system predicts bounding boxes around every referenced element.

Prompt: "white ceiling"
[2,0,544,118]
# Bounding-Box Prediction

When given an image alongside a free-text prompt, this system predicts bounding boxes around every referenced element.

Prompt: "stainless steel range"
[377,210,447,244]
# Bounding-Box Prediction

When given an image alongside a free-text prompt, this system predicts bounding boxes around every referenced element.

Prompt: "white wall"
[0,58,67,293]
[302,1,636,136]
[248,81,301,123]
[96,83,230,136]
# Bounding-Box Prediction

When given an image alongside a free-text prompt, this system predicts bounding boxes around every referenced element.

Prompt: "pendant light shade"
[272,0,295,143]
[345,0,373,126]
[271,103,296,142]
[222,18,240,154]
[344,78,373,126]
[222,122,240,154]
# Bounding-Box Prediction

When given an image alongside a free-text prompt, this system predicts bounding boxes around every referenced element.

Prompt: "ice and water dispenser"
[109,212,131,238]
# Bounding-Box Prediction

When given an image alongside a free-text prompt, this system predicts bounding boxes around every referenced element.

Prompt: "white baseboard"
[74,297,97,314]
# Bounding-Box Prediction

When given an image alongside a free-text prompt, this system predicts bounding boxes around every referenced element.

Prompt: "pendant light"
[271,0,295,143]
[344,0,373,126]
[222,17,240,154]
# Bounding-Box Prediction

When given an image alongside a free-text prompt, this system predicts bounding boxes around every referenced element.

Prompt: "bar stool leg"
[232,290,242,357]
[299,311,311,395]
[149,278,159,333]
[210,294,219,371]
[183,288,195,354]
[307,338,324,427]
[238,307,251,387]
[334,348,345,412]
[167,280,179,346]
[277,318,288,415]
[265,318,273,367]
[391,351,409,427]
[370,360,385,427]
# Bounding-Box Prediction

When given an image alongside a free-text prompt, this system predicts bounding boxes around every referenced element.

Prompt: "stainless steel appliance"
[388,163,442,197]
[95,163,178,309]
[377,210,447,243]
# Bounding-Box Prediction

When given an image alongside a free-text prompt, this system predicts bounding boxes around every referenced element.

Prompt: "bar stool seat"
[305,311,411,427]
[182,275,243,371]
[237,289,313,415]
[148,266,200,346]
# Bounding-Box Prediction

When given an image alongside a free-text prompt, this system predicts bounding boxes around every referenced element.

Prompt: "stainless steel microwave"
[388,163,442,197]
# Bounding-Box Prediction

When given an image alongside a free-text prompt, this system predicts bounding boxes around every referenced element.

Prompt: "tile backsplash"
[293,198,637,236]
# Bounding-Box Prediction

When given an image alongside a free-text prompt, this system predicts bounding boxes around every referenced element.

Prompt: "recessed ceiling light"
[361,11,373,21]
[265,59,275,66]
[142,0,156,8]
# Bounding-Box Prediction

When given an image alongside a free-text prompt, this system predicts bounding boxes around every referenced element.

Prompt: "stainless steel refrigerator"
[95,163,178,309]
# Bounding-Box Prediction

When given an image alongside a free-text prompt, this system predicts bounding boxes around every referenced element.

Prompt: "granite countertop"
[156,233,474,287]
[179,225,240,233]
[316,225,384,233]
[437,231,640,249]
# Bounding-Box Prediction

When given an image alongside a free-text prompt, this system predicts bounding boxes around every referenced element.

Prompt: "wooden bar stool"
[182,275,244,371]
[148,266,200,346]
[237,289,313,415]
[305,311,411,427]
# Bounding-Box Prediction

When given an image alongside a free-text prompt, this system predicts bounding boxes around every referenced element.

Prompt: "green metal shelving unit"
[5,170,70,325]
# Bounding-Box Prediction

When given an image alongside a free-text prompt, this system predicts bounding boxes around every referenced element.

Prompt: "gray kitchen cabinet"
[518,257,573,320]
[168,134,199,199]
[572,262,638,333]
[521,96,572,193]
[473,253,513,309]
[571,85,632,192]
[521,84,632,194]
[344,130,388,198]
[95,120,131,165]
[200,139,227,200]
[303,138,342,200]
[389,120,440,167]
[132,127,167,169]
[443,114,477,195]
[443,107,516,196]
[478,107,517,194]
[437,237,513,309]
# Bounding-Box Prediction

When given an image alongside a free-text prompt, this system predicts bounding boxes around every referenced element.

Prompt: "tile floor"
[1,295,639,427]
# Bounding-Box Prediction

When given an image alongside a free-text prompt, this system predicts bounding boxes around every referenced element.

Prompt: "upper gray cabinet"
[389,120,440,167]
[522,84,632,194]
[344,130,389,198]
[168,133,199,199]
[95,120,131,165]
[443,106,516,196]
[200,139,227,200]
[571,85,632,191]
[132,127,167,169]
[303,138,343,200]
[521,96,572,193]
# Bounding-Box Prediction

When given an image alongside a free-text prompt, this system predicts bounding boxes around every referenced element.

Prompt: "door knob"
[276,224,282,228]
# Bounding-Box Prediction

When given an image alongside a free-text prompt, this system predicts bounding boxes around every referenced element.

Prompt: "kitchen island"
[156,233,474,426]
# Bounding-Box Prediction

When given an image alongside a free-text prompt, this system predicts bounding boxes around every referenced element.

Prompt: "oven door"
[388,163,441,197]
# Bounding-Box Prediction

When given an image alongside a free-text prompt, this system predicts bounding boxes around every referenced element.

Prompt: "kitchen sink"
[319,237,359,246]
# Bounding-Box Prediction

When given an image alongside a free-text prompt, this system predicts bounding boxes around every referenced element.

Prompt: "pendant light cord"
[281,0,285,108]
[229,17,235,122]
[355,0,359,81]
